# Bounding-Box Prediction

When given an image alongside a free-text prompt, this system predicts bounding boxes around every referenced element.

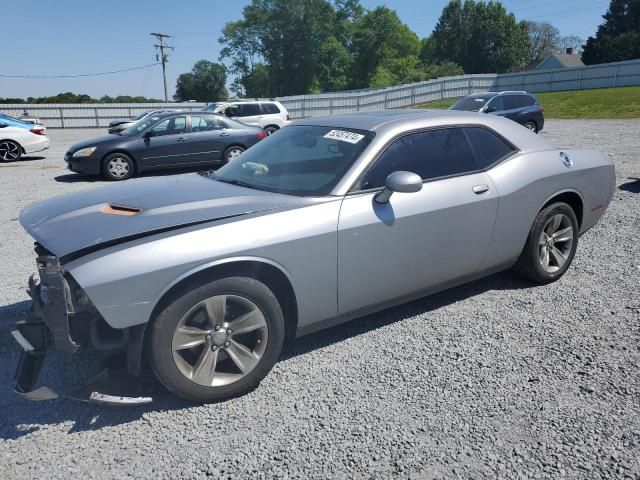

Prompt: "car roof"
[295,109,487,131]
[293,109,553,152]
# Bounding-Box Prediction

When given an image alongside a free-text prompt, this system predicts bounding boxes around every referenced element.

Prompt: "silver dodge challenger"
[13,110,615,404]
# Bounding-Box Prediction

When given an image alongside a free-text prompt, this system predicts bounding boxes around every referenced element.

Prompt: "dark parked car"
[66,112,267,181]
[449,91,544,133]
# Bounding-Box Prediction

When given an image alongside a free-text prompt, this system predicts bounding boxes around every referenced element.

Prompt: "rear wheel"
[149,276,285,403]
[223,145,245,162]
[102,153,134,181]
[264,125,279,136]
[515,202,578,284]
[523,120,538,133]
[0,140,22,162]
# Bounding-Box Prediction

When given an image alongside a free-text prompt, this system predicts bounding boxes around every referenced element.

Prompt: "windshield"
[120,114,164,135]
[132,111,150,120]
[203,103,224,112]
[214,125,374,196]
[0,113,31,124]
[450,96,493,112]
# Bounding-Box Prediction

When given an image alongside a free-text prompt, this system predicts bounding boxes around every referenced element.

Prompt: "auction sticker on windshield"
[324,129,365,144]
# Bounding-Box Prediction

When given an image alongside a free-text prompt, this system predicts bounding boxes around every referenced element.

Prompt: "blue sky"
[0,0,610,99]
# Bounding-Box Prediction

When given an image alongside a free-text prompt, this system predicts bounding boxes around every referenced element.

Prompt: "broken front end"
[12,244,152,405]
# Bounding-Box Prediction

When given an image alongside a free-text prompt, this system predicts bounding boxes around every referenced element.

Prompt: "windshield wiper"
[215,177,256,189]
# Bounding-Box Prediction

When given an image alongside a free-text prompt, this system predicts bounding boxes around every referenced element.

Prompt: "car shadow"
[619,178,640,193]
[54,167,221,183]
[0,269,531,440]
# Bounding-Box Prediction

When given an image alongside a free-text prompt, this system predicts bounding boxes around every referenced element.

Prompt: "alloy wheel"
[171,294,268,387]
[227,148,244,159]
[538,213,574,273]
[0,141,21,161]
[107,157,130,178]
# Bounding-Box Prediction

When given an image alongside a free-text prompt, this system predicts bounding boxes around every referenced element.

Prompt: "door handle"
[472,184,490,194]
[177,137,187,142]
[220,132,231,137]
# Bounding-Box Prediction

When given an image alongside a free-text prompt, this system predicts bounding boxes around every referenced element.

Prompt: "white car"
[0,126,49,162]
[203,100,291,135]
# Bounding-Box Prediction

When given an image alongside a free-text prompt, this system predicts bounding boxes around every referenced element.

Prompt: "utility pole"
[150,32,173,102]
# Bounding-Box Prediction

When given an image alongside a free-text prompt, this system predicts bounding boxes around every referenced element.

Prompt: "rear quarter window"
[261,103,281,114]
[464,127,516,169]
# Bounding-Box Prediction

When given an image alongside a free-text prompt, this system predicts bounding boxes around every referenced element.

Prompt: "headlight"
[72,147,96,158]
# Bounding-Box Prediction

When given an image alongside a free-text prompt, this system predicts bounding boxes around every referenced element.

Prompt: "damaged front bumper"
[12,250,153,405]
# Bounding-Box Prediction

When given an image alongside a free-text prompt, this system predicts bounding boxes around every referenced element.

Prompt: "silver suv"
[203,100,291,135]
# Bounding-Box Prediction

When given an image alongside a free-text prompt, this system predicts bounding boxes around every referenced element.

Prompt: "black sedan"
[66,112,267,181]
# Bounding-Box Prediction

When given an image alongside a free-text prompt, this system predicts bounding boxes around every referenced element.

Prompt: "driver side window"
[151,116,186,137]
[359,128,477,190]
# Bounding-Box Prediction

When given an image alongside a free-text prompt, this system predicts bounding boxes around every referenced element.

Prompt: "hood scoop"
[101,204,143,216]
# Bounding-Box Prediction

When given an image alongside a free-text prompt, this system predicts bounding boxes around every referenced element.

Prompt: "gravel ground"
[0,121,639,479]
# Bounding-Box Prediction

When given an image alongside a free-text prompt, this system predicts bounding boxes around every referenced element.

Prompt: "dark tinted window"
[237,103,261,116]
[464,127,515,169]
[450,96,492,112]
[360,128,477,189]
[503,95,522,110]
[522,95,536,107]
[261,103,281,114]
[487,96,503,111]
[150,116,187,137]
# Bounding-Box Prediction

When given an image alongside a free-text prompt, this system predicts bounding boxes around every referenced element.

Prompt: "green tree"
[582,0,640,64]
[428,0,529,73]
[350,6,421,88]
[174,60,228,102]
[523,21,560,63]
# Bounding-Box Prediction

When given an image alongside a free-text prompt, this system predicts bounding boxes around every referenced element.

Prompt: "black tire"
[0,140,23,162]
[514,202,579,284]
[523,120,538,133]
[149,276,285,403]
[264,125,279,136]
[223,145,245,162]
[102,152,134,181]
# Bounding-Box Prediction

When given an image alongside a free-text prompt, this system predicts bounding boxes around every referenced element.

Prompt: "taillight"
[256,131,267,140]
[539,106,544,112]
[30,128,46,136]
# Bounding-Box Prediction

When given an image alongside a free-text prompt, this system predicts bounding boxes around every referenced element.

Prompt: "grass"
[414,86,640,119]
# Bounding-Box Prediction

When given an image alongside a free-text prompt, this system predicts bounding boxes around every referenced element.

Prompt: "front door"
[139,115,190,167]
[337,127,499,314]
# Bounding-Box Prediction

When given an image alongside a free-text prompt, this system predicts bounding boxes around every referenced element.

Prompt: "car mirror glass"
[144,130,155,138]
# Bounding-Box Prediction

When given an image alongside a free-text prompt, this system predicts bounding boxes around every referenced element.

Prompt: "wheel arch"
[263,124,280,131]
[149,257,299,340]
[539,189,584,228]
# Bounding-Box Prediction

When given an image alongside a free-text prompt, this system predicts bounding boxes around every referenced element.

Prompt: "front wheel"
[102,152,134,181]
[264,126,279,136]
[514,202,578,284]
[149,276,285,403]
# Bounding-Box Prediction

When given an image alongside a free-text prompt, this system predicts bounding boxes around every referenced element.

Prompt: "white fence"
[1,59,639,127]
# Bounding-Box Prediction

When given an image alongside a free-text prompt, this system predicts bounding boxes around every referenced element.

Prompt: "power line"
[151,32,174,102]
[0,63,160,79]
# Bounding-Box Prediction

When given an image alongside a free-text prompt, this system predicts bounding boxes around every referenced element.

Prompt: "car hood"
[68,134,122,153]
[20,173,303,259]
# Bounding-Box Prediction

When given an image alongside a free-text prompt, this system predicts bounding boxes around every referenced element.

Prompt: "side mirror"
[374,171,422,204]
[143,130,155,138]
[484,106,496,113]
